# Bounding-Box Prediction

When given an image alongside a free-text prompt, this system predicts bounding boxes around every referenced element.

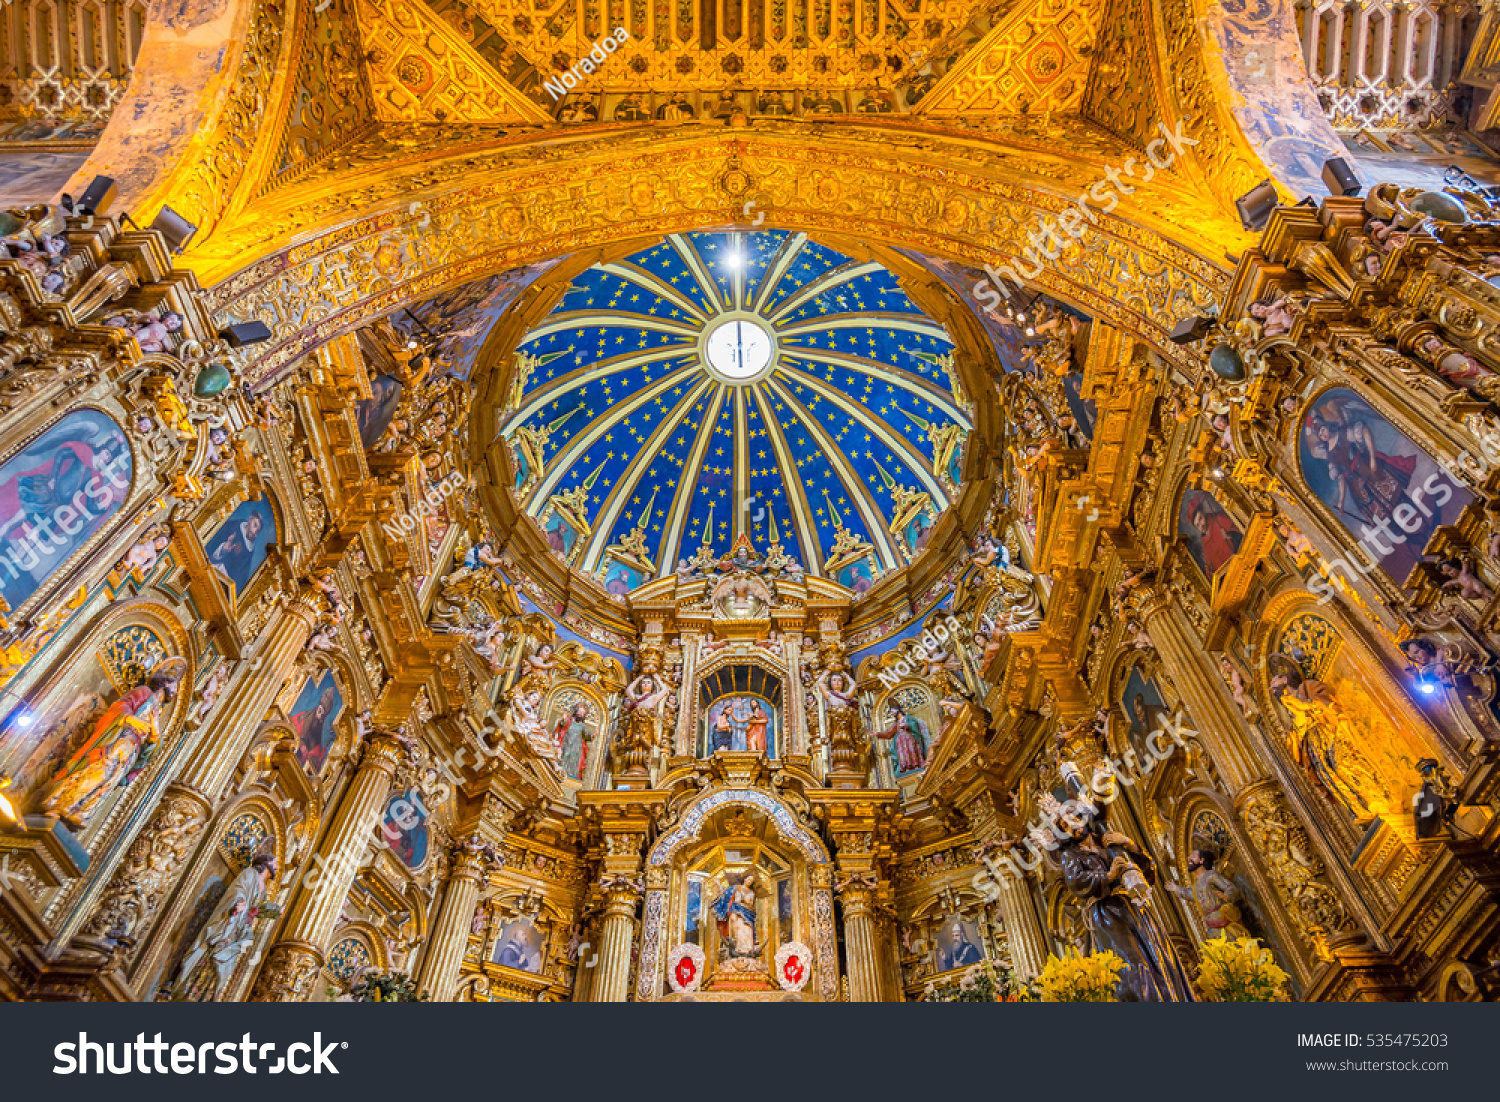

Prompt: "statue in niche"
[1167,848,1250,941]
[713,872,760,958]
[39,656,187,831]
[551,702,593,781]
[168,852,279,1001]
[1268,655,1391,823]
[507,688,557,761]
[623,674,670,748]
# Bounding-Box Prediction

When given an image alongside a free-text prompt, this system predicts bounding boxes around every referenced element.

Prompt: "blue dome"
[501,230,971,594]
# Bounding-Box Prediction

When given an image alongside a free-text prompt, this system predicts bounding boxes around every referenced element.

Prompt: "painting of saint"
[685,878,703,945]
[0,408,131,612]
[1179,490,1243,576]
[905,511,934,555]
[356,374,404,449]
[934,917,985,972]
[543,513,577,558]
[777,877,793,942]
[288,671,343,773]
[1122,668,1171,760]
[204,497,275,596]
[1298,389,1471,583]
[602,562,646,595]
[382,788,429,869]
[550,701,592,781]
[877,704,931,777]
[837,557,875,593]
[492,918,545,973]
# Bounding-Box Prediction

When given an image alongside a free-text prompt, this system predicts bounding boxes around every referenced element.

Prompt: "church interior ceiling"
[5,0,1500,1016]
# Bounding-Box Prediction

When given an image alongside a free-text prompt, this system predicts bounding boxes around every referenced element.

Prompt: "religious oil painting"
[0,408,131,613]
[1298,388,1472,584]
[1178,489,1244,577]
[204,497,276,596]
[932,916,985,973]
[1120,667,1172,762]
[356,374,404,450]
[383,788,430,870]
[493,917,546,973]
[288,670,343,774]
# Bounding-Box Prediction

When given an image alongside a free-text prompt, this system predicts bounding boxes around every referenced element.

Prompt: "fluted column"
[1135,590,1264,795]
[79,595,319,961]
[591,883,641,1002]
[994,870,1049,979]
[250,731,403,1001]
[838,882,883,1001]
[415,838,493,1001]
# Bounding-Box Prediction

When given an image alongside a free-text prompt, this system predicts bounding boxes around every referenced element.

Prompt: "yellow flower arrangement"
[1037,949,1127,1002]
[1196,937,1290,1002]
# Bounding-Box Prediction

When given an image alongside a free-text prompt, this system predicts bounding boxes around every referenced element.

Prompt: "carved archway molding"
[639,785,836,1001]
[190,128,1243,389]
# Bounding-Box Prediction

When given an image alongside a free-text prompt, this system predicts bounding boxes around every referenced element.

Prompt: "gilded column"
[415,836,497,1001]
[250,730,404,1001]
[78,594,320,956]
[1134,589,1264,794]
[837,879,883,1001]
[993,870,1050,979]
[592,880,641,1002]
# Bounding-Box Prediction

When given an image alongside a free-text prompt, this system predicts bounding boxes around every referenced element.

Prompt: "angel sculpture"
[1434,556,1494,603]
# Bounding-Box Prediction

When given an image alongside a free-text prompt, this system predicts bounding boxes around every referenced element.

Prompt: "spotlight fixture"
[1169,315,1216,345]
[219,320,274,347]
[1321,157,1361,197]
[149,205,198,254]
[1235,179,1280,232]
[73,175,117,216]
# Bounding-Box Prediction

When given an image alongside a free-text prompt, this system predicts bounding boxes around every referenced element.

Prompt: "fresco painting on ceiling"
[1341,130,1500,192]
[1207,0,1351,198]
[1178,489,1244,577]
[288,670,343,774]
[0,408,132,613]
[204,498,276,597]
[1298,388,1471,583]
[391,262,560,380]
[505,231,969,593]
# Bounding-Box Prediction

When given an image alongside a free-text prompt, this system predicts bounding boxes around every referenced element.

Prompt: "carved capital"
[249,942,324,1002]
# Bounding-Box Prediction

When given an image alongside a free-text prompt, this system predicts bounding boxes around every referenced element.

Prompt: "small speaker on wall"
[1235,179,1280,232]
[219,321,273,347]
[1321,157,1362,197]
[149,206,198,254]
[1169,316,1215,345]
[76,176,116,216]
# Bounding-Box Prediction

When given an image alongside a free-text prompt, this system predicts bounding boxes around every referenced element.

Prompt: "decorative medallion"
[775,940,812,992]
[667,942,705,993]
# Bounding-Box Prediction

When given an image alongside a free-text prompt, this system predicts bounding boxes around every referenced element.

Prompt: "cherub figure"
[116,523,171,577]
[308,622,346,656]
[1436,556,1494,603]
[1217,655,1259,718]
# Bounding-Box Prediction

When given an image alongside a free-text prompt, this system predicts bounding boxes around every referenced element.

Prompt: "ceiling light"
[725,252,743,269]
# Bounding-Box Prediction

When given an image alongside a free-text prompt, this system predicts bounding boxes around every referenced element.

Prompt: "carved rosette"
[81,787,212,951]
[249,942,323,1003]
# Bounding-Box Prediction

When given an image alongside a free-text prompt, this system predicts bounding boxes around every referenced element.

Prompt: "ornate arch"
[648,787,830,867]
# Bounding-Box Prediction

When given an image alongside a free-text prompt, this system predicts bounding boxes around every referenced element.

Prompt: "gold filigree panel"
[196,132,1230,387]
[273,0,380,178]
[357,0,565,121]
[913,0,1101,117]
